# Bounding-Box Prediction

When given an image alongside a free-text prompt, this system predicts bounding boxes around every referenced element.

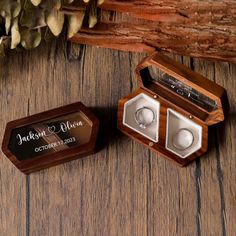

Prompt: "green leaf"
[20,28,41,49]
[11,18,21,49]
[97,0,104,5]
[11,2,21,18]
[43,26,56,42]
[5,14,11,34]
[67,12,84,38]
[0,38,5,57]
[30,0,42,7]
[46,9,64,36]
[40,0,61,11]
[88,0,97,28]
[0,0,99,54]
[20,7,45,28]
[0,1,11,15]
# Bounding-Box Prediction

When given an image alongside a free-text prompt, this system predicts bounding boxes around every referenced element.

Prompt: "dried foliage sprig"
[0,0,102,56]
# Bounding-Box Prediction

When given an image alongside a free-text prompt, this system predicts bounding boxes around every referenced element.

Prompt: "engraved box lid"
[2,102,100,174]
[135,52,229,125]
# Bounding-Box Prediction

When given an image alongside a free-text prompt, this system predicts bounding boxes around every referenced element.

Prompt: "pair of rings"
[134,107,194,150]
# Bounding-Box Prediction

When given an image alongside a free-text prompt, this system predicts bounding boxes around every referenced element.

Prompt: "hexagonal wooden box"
[2,102,99,174]
[118,52,229,166]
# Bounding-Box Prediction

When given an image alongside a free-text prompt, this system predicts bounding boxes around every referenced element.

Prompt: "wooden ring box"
[118,52,229,166]
[2,102,99,174]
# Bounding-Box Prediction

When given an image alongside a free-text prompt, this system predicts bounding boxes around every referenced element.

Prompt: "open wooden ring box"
[118,52,229,166]
[2,102,99,174]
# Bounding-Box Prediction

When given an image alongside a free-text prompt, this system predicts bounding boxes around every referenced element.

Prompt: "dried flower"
[0,0,102,56]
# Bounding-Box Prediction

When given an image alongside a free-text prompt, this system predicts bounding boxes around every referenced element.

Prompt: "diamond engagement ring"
[134,107,155,129]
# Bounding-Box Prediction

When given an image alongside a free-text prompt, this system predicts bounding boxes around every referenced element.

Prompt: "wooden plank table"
[0,39,235,235]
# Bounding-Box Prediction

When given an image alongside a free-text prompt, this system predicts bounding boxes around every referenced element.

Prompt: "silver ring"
[134,107,155,129]
[172,128,194,150]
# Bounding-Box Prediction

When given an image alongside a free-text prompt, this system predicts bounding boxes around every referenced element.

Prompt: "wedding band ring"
[172,128,194,150]
[134,107,155,129]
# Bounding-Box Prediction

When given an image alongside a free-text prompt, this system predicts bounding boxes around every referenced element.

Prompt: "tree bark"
[65,1,236,63]
[100,0,236,25]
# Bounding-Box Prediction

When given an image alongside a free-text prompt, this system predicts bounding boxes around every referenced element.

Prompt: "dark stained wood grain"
[213,61,236,235]
[118,88,209,167]
[0,38,235,236]
[0,50,29,235]
[135,52,228,125]
[189,59,227,235]
[2,102,100,174]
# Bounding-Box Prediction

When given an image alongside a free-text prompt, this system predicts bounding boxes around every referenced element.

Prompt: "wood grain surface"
[0,36,235,235]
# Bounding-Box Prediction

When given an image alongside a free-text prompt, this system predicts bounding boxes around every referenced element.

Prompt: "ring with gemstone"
[134,107,155,129]
[172,128,194,150]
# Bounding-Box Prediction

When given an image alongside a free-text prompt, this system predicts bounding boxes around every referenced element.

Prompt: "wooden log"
[65,1,236,63]
[100,0,236,25]
[70,18,236,63]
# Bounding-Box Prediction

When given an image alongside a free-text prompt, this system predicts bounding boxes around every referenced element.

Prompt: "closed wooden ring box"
[118,52,229,166]
[2,102,100,174]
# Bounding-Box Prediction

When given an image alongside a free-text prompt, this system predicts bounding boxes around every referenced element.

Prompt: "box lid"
[135,52,229,125]
[2,102,99,174]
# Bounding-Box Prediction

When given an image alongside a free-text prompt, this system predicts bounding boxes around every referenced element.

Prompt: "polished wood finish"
[118,52,228,166]
[118,89,208,166]
[2,102,100,174]
[135,52,229,125]
[0,42,235,235]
